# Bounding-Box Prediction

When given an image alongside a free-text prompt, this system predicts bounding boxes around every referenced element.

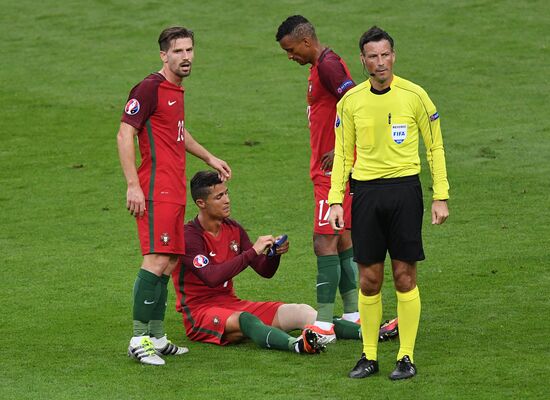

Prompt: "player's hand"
[252,235,275,255]
[329,204,344,231]
[320,150,335,171]
[127,184,146,218]
[207,156,232,181]
[274,235,289,255]
[431,200,449,225]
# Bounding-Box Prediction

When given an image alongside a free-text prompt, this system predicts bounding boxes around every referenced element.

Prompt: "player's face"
[205,183,230,219]
[279,35,312,65]
[360,39,395,85]
[161,37,194,78]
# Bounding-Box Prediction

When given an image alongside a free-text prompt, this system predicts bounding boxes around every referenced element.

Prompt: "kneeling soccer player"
[172,171,364,354]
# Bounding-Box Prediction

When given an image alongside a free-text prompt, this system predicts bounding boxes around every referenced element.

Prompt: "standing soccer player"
[275,15,363,344]
[329,26,450,380]
[117,26,231,366]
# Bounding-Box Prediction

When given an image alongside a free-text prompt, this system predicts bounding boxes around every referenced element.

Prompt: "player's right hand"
[127,185,146,218]
[252,235,275,255]
[328,204,344,231]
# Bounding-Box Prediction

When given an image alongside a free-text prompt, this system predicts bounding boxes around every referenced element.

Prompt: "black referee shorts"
[351,175,425,265]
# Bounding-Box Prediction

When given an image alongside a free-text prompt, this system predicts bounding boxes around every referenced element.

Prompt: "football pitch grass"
[1,0,548,398]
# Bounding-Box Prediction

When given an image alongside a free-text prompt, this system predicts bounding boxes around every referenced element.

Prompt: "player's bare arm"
[320,149,335,171]
[184,128,232,181]
[431,200,449,225]
[328,204,344,231]
[116,122,146,217]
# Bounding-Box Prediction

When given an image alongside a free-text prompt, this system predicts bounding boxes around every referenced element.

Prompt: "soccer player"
[172,171,363,354]
[117,27,231,366]
[276,15,397,344]
[328,26,450,380]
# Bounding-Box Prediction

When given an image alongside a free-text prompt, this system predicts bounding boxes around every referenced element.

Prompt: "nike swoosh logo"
[316,282,330,287]
[318,221,330,227]
[144,300,155,305]
[168,100,176,106]
[209,251,216,257]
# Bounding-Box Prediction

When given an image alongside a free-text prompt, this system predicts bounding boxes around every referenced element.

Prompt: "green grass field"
[1,0,549,398]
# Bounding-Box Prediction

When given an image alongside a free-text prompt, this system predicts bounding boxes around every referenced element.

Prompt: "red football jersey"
[307,49,355,184]
[121,73,187,205]
[173,218,280,311]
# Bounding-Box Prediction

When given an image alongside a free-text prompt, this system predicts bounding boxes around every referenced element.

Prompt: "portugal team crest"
[160,233,170,246]
[193,254,209,268]
[229,240,239,254]
[124,98,140,115]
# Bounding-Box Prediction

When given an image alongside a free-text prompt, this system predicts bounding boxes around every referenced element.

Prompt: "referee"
[328,26,449,380]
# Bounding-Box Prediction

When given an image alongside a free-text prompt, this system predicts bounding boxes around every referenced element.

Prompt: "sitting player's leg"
[270,303,316,331]
[229,311,323,354]
[149,255,189,356]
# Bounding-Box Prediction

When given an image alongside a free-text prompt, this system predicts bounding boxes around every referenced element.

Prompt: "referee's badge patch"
[391,124,407,144]
[335,114,341,128]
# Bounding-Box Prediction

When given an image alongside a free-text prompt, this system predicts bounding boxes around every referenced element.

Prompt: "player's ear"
[159,50,168,64]
[196,198,206,209]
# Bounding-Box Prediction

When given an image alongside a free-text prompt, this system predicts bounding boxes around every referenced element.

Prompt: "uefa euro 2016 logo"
[124,98,140,115]
[193,254,209,268]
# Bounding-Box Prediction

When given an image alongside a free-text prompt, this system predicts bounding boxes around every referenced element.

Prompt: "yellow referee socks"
[396,286,421,362]
[358,291,382,360]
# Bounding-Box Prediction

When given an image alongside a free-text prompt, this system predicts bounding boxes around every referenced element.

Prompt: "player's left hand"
[431,200,449,225]
[274,235,289,255]
[207,156,232,181]
[320,150,335,171]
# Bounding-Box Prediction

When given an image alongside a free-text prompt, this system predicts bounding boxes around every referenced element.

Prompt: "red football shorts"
[182,298,284,345]
[313,182,352,234]
[136,201,186,255]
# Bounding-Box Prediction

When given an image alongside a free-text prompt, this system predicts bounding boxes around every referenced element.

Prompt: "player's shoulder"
[184,217,203,233]
[223,218,243,230]
[131,73,165,92]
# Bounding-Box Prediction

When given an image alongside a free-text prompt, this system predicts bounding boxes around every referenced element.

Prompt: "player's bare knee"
[313,234,339,256]
[299,303,317,325]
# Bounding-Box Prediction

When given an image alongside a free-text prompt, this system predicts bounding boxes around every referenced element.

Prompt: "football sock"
[238,312,294,351]
[338,248,359,313]
[333,318,361,339]
[149,274,170,338]
[396,286,421,362]
[316,255,341,322]
[359,291,382,360]
[132,268,161,336]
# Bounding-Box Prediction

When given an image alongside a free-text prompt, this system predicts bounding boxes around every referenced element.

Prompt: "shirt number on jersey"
[177,120,185,142]
[318,200,331,227]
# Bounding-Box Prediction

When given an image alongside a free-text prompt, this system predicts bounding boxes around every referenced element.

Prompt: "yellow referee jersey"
[328,75,449,204]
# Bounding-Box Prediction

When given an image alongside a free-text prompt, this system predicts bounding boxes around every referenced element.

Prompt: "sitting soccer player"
[172,171,365,354]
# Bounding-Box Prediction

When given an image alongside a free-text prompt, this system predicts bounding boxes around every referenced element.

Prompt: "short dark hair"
[190,170,222,202]
[275,15,316,42]
[359,26,394,53]
[158,26,194,52]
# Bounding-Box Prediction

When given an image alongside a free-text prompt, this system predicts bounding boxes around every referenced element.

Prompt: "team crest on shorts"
[160,233,170,246]
[124,98,140,115]
[229,240,239,253]
[193,254,209,268]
